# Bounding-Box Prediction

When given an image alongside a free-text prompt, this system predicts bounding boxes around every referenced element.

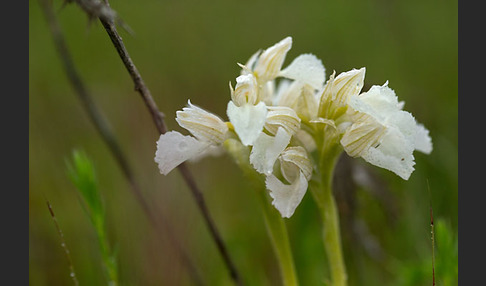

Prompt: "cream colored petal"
[266,171,308,218]
[188,145,224,162]
[259,80,276,105]
[272,78,292,105]
[250,127,292,175]
[340,114,386,158]
[294,84,319,121]
[309,117,337,129]
[294,130,317,152]
[279,53,326,90]
[241,49,262,75]
[352,83,401,118]
[232,74,259,106]
[275,80,304,107]
[317,71,337,118]
[176,100,228,144]
[154,131,210,175]
[333,67,366,105]
[227,101,268,146]
[254,37,292,83]
[279,146,313,182]
[264,106,301,136]
[361,128,416,180]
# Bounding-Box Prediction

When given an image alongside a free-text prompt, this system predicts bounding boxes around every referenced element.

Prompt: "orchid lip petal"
[154,131,210,175]
[227,101,268,146]
[250,127,292,175]
[266,171,308,218]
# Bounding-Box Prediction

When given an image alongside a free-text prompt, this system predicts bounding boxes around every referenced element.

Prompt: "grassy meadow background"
[29,0,458,285]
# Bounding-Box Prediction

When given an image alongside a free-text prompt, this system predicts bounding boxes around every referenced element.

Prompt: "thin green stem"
[310,130,347,286]
[94,220,119,286]
[223,139,299,286]
[256,190,299,286]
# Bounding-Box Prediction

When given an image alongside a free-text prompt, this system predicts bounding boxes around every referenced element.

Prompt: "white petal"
[275,80,304,107]
[266,171,308,218]
[241,49,262,75]
[265,106,301,136]
[254,37,292,83]
[227,101,268,146]
[232,74,259,106]
[272,78,292,105]
[361,127,416,180]
[279,146,313,182]
[176,100,228,144]
[188,145,224,163]
[333,67,366,105]
[414,123,433,154]
[340,115,386,158]
[154,131,210,175]
[279,53,326,90]
[294,130,317,152]
[351,84,400,119]
[250,128,292,175]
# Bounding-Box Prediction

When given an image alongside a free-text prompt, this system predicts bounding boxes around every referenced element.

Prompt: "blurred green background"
[29,0,457,285]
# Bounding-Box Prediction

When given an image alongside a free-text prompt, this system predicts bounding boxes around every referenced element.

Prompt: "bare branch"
[39,1,203,284]
[66,0,243,284]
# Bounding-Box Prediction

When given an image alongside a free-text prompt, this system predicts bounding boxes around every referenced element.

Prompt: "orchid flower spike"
[155,36,433,219]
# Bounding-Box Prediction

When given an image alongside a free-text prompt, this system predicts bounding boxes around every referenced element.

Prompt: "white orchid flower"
[227,78,268,147]
[154,101,228,175]
[154,36,433,220]
[340,82,433,180]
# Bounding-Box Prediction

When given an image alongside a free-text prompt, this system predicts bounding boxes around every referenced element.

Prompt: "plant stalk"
[256,190,299,286]
[310,133,347,286]
[224,139,298,286]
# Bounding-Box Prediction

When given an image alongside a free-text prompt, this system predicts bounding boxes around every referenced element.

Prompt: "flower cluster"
[154,37,432,218]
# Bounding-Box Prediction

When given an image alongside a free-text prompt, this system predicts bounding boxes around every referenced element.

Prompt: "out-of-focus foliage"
[29,0,457,285]
[66,150,119,286]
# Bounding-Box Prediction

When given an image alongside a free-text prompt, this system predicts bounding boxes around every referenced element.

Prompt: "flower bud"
[232,74,259,106]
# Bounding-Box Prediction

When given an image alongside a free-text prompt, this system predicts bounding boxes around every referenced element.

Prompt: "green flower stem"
[223,138,299,286]
[256,189,299,286]
[310,133,347,286]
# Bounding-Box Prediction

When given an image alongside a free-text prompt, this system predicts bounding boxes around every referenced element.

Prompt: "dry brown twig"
[48,0,243,284]
[39,0,204,284]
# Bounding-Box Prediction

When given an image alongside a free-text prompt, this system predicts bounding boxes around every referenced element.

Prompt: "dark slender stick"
[71,1,242,284]
[39,1,203,284]
[428,180,435,286]
[46,199,80,286]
